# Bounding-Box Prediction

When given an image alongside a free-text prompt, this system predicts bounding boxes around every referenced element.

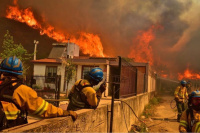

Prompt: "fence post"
[115,56,121,99]
[110,85,115,133]
[135,69,138,95]
[57,75,61,107]
[30,76,33,88]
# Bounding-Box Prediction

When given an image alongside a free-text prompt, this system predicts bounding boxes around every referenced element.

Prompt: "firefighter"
[179,90,200,132]
[174,80,188,122]
[67,67,106,111]
[186,81,192,94]
[0,56,77,130]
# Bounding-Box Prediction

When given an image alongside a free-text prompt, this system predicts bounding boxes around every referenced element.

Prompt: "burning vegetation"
[5,1,104,57]
[2,0,200,81]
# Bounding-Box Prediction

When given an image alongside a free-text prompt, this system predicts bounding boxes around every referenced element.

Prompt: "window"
[45,66,57,83]
[82,66,98,79]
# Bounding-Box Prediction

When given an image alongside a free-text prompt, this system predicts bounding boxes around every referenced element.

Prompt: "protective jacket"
[174,86,188,102]
[67,79,102,111]
[179,108,200,132]
[0,79,65,130]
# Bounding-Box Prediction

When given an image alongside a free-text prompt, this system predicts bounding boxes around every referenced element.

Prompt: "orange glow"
[161,74,168,78]
[178,68,200,80]
[128,25,162,65]
[5,4,104,57]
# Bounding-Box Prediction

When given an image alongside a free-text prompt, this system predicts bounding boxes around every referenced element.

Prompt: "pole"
[110,56,121,132]
[110,85,115,133]
[33,40,39,60]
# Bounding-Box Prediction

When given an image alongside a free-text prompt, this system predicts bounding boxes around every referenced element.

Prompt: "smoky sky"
[1,0,200,77]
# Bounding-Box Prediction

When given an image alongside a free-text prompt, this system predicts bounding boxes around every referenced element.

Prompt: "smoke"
[1,0,200,78]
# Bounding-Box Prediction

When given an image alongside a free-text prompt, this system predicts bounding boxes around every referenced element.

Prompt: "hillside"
[0,17,56,59]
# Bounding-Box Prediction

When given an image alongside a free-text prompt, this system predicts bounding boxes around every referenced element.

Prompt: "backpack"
[0,79,28,131]
[68,80,101,110]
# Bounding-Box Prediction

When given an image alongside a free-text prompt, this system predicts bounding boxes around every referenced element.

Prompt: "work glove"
[178,98,184,103]
[99,83,106,93]
[63,110,77,121]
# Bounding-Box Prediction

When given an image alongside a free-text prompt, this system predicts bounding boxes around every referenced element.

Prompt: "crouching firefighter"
[67,67,106,111]
[174,80,188,122]
[0,56,77,131]
[179,90,200,132]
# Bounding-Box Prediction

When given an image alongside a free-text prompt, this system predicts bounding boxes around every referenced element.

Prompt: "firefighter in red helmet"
[179,90,200,132]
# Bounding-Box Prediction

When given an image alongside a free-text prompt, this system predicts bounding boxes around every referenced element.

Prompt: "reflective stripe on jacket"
[67,79,102,111]
[2,84,64,120]
[1,101,20,120]
[179,109,200,132]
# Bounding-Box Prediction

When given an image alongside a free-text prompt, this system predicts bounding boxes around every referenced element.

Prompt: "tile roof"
[31,58,62,64]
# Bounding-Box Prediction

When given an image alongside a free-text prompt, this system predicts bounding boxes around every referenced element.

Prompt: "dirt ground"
[143,95,179,132]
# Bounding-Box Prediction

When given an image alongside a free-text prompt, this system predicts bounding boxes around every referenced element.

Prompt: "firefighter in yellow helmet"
[67,67,106,111]
[179,90,200,132]
[0,57,77,130]
[174,80,188,122]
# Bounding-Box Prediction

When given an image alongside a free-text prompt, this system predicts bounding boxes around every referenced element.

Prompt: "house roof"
[72,57,117,65]
[31,58,62,64]
[48,46,66,58]
[130,62,149,66]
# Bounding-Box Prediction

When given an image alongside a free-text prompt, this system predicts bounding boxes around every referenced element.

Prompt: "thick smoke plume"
[1,0,200,79]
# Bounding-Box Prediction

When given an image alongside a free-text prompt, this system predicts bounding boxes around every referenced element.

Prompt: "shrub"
[32,85,42,90]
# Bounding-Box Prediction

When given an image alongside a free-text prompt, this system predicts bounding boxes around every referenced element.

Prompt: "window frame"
[45,66,58,83]
[81,65,99,79]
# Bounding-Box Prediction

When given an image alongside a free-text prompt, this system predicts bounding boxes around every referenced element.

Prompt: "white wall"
[33,63,108,94]
[33,64,46,89]
[58,64,65,92]
[76,65,82,80]
[34,64,46,76]
[33,64,64,91]
[148,73,156,92]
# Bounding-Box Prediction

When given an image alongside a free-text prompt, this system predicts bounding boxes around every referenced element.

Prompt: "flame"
[178,68,200,80]
[5,3,104,57]
[128,25,162,65]
[161,74,168,78]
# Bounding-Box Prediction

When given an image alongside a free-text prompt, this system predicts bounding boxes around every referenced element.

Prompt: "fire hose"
[102,98,149,131]
[170,99,176,109]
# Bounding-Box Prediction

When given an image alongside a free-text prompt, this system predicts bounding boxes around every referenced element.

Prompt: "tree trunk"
[66,82,69,97]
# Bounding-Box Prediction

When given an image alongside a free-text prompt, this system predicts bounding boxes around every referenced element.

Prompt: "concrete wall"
[3,92,154,132]
[147,70,156,93]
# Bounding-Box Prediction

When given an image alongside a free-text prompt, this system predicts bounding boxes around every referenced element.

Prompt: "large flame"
[128,25,161,65]
[178,68,200,80]
[5,3,104,57]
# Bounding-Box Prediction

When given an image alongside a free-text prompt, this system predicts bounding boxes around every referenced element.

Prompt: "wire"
[116,99,147,127]
[121,102,129,132]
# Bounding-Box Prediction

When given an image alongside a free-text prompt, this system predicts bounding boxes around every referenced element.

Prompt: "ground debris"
[129,123,148,133]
